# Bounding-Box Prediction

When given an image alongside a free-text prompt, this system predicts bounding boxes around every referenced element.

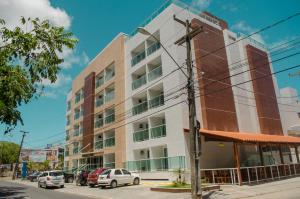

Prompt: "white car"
[97,169,140,188]
[38,170,65,188]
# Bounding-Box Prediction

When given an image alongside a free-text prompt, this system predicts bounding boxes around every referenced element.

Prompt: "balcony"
[96,98,104,107]
[150,124,166,139]
[147,42,160,56]
[133,129,149,142]
[75,93,83,104]
[131,51,146,67]
[124,156,186,172]
[132,101,148,115]
[94,140,103,150]
[105,91,115,103]
[96,76,104,88]
[66,135,70,141]
[74,111,81,120]
[132,74,147,90]
[105,113,115,124]
[149,94,164,109]
[65,151,69,157]
[66,119,70,126]
[94,119,104,128]
[73,147,79,155]
[148,65,162,82]
[105,162,115,168]
[104,137,115,147]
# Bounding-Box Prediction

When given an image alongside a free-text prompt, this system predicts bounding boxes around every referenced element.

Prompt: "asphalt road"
[0,180,95,199]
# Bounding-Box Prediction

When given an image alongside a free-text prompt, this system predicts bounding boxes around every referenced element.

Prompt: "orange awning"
[200,129,300,144]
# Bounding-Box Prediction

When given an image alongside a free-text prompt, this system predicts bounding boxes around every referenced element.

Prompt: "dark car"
[87,168,107,187]
[28,172,42,182]
[63,172,75,183]
[76,170,90,186]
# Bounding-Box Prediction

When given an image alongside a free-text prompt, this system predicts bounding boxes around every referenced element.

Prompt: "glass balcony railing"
[147,42,160,56]
[105,91,115,102]
[94,119,104,128]
[104,137,115,147]
[105,113,115,124]
[96,98,104,107]
[74,112,81,120]
[132,74,147,90]
[66,135,70,141]
[149,94,164,109]
[150,124,166,139]
[73,147,79,155]
[131,51,146,67]
[73,129,80,136]
[124,156,185,172]
[94,140,103,150]
[105,70,115,81]
[133,129,149,142]
[96,77,104,88]
[132,101,148,115]
[75,93,83,104]
[148,65,162,82]
[105,162,115,168]
[65,151,69,157]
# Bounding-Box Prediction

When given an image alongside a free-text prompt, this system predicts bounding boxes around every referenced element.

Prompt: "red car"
[87,168,107,187]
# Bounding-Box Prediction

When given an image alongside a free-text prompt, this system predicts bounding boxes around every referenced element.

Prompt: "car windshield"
[101,169,111,175]
[49,172,63,176]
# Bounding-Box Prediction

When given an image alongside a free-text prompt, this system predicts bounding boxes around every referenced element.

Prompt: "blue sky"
[0,0,300,148]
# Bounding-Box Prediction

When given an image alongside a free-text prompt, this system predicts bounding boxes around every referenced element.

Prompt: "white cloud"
[0,0,71,30]
[221,4,238,12]
[231,21,265,44]
[59,47,90,69]
[191,0,211,10]
[41,74,71,88]
[269,36,298,51]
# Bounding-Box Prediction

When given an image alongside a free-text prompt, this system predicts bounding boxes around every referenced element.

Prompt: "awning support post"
[279,145,284,164]
[233,142,242,186]
[258,144,267,180]
[295,145,300,163]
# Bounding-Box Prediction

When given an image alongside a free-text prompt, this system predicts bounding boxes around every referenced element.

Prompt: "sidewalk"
[2,176,300,199]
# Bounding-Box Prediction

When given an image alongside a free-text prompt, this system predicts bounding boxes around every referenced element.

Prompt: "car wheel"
[38,182,41,188]
[89,184,95,188]
[110,180,117,189]
[133,178,140,185]
[100,186,105,189]
[68,177,74,183]
[60,185,64,188]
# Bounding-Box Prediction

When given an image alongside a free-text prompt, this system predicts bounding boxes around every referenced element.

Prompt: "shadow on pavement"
[0,184,28,199]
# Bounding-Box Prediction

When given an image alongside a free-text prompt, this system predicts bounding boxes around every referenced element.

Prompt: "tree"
[0,17,77,129]
[0,141,20,164]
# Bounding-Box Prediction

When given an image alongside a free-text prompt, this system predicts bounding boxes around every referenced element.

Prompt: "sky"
[0,0,300,148]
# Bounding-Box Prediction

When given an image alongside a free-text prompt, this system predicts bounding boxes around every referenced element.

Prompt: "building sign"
[21,149,58,163]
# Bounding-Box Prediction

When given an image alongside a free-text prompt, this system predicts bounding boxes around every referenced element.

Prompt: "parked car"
[87,168,107,187]
[38,170,64,188]
[97,169,140,188]
[76,170,90,186]
[28,172,42,182]
[63,172,74,183]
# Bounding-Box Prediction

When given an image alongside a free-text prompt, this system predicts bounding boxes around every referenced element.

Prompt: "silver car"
[38,170,65,188]
[97,169,140,188]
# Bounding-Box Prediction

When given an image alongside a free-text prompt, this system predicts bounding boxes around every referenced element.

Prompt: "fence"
[201,163,300,185]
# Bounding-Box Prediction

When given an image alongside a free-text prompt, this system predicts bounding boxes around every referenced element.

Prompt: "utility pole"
[12,130,29,180]
[174,15,203,199]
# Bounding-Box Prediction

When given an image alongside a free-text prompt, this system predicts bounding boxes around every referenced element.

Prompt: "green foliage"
[0,141,20,164]
[0,17,77,127]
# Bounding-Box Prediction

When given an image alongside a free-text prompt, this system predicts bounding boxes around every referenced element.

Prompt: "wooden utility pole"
[174,15,203,199]
[12,130,29,180]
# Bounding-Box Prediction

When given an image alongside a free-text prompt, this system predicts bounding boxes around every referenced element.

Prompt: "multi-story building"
[64,33,126,170]
[64,0,300,182]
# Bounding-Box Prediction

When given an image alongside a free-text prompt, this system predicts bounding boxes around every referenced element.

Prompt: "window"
[298,112,300,118]
[114,169,122,175]
[101,169,111,175]
[122,169,131,175]
[49,172,63,176]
